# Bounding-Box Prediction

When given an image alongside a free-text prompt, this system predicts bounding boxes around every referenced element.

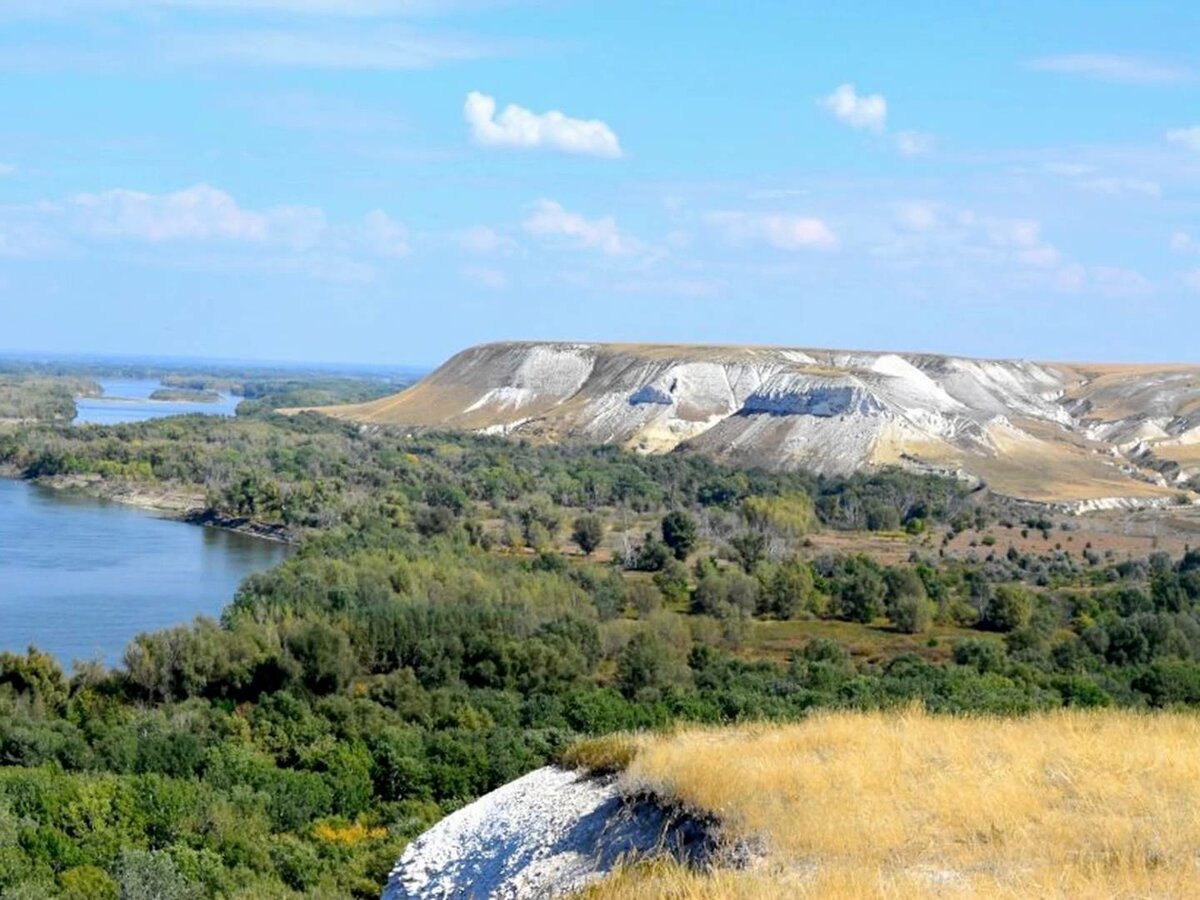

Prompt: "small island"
[148,387,222,403]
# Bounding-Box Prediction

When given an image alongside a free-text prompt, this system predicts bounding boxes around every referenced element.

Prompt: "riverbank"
[0,467,296,544]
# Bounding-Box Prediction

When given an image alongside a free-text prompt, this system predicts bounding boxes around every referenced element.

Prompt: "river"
[0,478,289,668]
[74,378,241,425]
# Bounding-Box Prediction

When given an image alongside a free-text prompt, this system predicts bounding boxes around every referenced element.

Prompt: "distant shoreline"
[0,468,295,544]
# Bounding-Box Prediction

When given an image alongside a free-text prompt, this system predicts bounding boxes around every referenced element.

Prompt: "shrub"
[571,514,605,556]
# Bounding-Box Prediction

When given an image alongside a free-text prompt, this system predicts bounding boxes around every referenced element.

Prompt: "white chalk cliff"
[326,342,1200,506]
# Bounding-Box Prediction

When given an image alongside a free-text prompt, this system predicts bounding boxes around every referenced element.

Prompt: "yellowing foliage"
[740,492,816,537]
[312,820,388,846]
[582,709,1200,899]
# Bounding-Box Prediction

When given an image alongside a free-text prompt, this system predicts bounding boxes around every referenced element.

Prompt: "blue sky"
[0,1,1198,366]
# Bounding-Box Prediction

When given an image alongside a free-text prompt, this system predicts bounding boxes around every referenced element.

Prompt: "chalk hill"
[322,342,1200,506]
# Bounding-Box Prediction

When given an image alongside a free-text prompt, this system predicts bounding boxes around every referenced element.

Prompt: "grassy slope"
[576,709,1200,898]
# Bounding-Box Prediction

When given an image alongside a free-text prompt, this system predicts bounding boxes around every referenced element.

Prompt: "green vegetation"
[2,402,1200,895]
[0,377,99,422]
[148,388,222,403]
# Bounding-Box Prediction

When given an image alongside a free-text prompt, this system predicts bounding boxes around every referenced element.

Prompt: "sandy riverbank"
[1,469,295,543]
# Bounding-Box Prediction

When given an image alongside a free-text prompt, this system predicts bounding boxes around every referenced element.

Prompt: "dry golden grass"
[581,709,1200,899]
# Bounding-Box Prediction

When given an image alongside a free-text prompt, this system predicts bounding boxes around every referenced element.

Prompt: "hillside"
[321,342,1200,507]
[576,710,1200,898]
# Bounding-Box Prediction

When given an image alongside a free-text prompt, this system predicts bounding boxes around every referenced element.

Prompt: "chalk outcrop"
[382,766,719,900]
[326,342,1200,505]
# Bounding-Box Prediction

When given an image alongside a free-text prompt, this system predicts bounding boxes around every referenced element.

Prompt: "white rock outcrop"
[382,766,718,900]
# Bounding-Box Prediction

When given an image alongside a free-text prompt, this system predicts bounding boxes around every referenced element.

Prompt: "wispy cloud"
[1171,232,1197,253]
[1166,126,1200,151]
[820,83,887,132]
[1026,53,1192,85]
[362,209,409,257]
[462,265,508,288]
[457,225,517,255]
[68,184,325,246]
[523,200,640,255]
[707,212,839,251]
[895,130,934,157]
[170,28,497,69]
[464,92,622,157]
[1043,163,1161,197]
[2,0,485,18]
[0,183,413,283]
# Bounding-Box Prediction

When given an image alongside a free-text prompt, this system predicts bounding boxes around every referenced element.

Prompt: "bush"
[571,514,605,556]
[982,585,1034,632]
[891,594,935,634]
[59,866,119,900]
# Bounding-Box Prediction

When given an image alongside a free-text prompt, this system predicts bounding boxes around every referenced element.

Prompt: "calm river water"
[4,382,281,667]
[0,478,289,667]
[74,378,240,424]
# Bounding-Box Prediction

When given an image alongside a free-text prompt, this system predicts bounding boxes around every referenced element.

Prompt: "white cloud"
[820,83,887,132]
[1171,231,1196,253]
[1027,54,1191,85]
[67,184,326,247]
[523,200,640,255]
[362,209,409,257]
[895,130,934,157]
[707,212,838,251]
[462,265,508,288]
[457,225,515,255]
[975,214,1061,267]
[8,0,464,16]
[1166,126,1200,152]
[171,28,494,70]
[1043,162,1160,197]
[896,203,939,232]
[1090,265,1153,296]
[464,92,622,158]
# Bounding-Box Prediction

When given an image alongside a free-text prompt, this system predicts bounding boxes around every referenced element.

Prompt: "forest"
[1,402,1200,897]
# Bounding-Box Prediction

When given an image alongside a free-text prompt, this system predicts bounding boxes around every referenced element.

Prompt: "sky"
[0,1,1198,367]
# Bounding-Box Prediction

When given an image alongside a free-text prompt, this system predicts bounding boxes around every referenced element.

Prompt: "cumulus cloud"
[1026,53,1191,85]
[523,200,639,255]
[464,92,622,158]
[820,83,887,132]
[1166,126,1200,151]
[707,212,838,251]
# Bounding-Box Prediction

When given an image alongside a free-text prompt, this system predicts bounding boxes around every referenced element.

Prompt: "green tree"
[661,511,698,561]
[836,557,886,624]
[729,531,766,573]
[60,866,119,900]
[885,566,934,634]
[982,585,1034,632]
[571,514,605,556]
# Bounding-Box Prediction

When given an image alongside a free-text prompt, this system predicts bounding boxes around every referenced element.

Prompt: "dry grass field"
[572,709,1200,898]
